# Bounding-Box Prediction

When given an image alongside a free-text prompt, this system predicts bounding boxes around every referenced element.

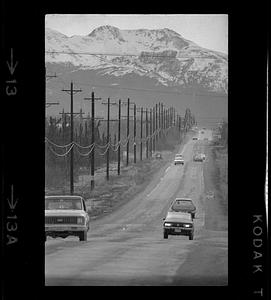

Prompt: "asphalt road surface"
[45,129,228,286]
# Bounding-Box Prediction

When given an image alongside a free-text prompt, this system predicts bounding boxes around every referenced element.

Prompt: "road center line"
[147,183,161,197]
[165,166,170,173]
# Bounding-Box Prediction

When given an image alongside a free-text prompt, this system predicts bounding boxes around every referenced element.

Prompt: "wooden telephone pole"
[84,91,102,190]
[62,81,82,195]
[101,98,117,180]
[121,99,135,166]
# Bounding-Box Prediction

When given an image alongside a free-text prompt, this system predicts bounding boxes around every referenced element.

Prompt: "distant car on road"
[193,153,206,162]
[192,137,198,140]
[169,197,197,219]
[163,211,194,240]
[174,154,184,165]
[45,195,90,242]
[154,153,163,159]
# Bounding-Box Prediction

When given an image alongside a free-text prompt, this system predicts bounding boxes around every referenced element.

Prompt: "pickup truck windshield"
[171,201,194,211]
[45,198,82,210]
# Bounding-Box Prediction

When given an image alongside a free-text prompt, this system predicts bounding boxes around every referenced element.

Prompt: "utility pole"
[62,81,82,195]
[60,109,66,142]
[140,107,143,161]
[155,103,158,150]
[118,100,121,175]
[84,91,102,190]
[136,107,146,161]
[127,98,130,166]
[165,106,167,131]
[150,108,152,157]
[146,108,149,159]
[106,98,110,180]
[165,108,168,131]
[121,99,135,166]
[133,104,136,164]
[101,98,117,180]
[161,103,164,132]
[152,106,156,152]
[158,102,161,139]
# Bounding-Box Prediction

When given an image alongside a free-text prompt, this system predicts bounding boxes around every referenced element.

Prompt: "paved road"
[45,129,228,286]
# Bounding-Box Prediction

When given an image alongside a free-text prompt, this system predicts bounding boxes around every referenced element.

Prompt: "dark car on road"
[163,211,194,240]
[169,197,197,219]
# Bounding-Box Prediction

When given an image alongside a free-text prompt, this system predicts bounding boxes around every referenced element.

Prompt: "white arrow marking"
[7,185,18,210]
[6,48,18,75]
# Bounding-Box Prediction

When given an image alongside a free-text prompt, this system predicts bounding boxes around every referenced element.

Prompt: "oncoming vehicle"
[193,153,206,162]
[174,153,184,165]
[169,197,196,219]
[163,211,194,240]
[45,195,90,242]
[155,153,163,159]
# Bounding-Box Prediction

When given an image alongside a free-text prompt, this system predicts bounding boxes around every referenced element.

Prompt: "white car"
[174,154,184,165]
[45,195,90,242]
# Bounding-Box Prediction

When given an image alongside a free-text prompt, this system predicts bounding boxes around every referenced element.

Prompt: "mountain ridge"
[45,25,228,93]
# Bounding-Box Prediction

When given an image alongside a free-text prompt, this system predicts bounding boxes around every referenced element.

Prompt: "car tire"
[163,230,168,239]
[191,213,195,219]
[189,233,194,240]
[79,231,87,241]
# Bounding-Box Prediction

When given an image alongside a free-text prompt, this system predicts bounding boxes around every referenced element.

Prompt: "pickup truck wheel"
[163,230,168,239]
[189,233,194,240]
[79,231,87,241]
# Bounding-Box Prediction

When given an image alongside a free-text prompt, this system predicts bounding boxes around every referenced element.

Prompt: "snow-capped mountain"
[45,25,228,93]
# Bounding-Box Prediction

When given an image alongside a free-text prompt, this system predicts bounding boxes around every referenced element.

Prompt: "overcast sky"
[45,14,228,54]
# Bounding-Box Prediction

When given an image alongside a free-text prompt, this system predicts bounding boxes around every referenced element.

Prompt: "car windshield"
[171,200,194,211]
[175,154,182,157]
[45,198,82,210]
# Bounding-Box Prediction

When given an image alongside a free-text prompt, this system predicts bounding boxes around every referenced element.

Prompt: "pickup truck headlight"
[164,222,172,227]
[77,217,85,224]
[183,224,192,228]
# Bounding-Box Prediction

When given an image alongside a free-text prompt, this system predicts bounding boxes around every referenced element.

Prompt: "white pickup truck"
[45,195,90,242]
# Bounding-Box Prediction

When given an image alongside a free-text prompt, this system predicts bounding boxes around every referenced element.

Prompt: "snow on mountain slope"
[45,25,228,93]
